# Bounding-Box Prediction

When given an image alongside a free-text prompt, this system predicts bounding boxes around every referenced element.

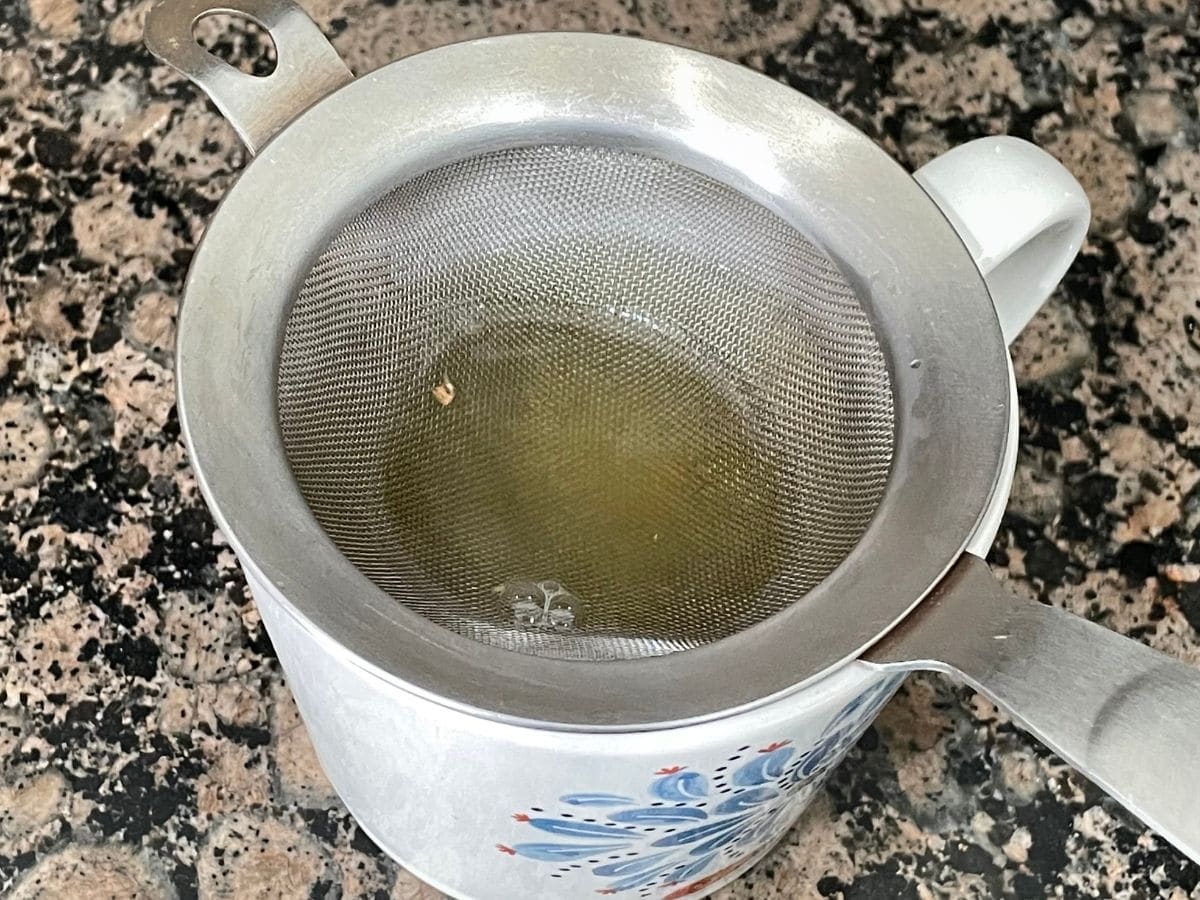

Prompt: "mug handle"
[877,141,1200,863]
[865,554,1200,865]
[144,0,352,154]
[914,136,1091,344]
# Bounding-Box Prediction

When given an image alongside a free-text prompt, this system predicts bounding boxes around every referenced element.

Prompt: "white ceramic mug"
[242,137,1086,899]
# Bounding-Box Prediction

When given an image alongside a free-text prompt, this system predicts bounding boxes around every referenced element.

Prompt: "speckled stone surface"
[2,0,1200,896]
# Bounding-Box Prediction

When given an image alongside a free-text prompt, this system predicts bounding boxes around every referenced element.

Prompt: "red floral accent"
[512,813,530,822]
[758,740,792,753]
[663,859,747,898]
[496,844,516,855]
[655,765,685,775]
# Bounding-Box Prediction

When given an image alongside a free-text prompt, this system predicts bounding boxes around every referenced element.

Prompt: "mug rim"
[176,31,1010,729]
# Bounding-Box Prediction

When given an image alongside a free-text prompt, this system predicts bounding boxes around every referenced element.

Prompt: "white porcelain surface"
[242,135,1087,898]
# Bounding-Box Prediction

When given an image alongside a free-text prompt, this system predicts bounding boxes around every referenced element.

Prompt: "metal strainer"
[143,0,1030,722]
[278,143,893,659]
[147,0,1200,866]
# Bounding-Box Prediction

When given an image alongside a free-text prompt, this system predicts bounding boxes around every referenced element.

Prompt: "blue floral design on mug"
[497,675,903,896]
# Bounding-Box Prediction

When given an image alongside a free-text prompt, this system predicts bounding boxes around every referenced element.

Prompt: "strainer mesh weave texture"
[277,145,894,660]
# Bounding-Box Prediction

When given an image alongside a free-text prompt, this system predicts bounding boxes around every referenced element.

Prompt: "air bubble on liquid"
[547,605,576,631]
[500,580,542,605]
[512,599,544,626]
[500,579,545,628]
[499,578,582,631]
[547,590,582,631]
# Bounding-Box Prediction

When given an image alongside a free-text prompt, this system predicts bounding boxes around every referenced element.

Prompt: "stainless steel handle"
[144,0,352,154]
[865,554,1200,864]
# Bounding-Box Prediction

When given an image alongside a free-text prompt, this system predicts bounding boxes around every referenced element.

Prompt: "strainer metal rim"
[176,32,1010,729]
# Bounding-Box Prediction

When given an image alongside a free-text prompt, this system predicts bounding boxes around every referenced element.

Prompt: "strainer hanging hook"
[144,0,350,153]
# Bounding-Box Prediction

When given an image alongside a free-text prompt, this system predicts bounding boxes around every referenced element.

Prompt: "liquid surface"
[382,319,786,644]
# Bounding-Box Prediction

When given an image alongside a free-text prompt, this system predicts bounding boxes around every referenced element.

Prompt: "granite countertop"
[2,0,1200,896]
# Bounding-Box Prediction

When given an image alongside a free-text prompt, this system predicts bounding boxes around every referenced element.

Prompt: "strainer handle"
[914,136,1090,344]
[144,0,352,154]
[865,553,1200,865]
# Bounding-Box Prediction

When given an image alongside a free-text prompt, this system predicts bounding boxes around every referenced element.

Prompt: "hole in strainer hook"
[193,12,277,77]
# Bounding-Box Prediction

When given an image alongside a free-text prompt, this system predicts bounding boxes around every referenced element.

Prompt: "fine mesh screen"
[278,145,895,660]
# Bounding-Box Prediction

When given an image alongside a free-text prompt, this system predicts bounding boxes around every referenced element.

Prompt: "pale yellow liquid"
[383,320,784,641]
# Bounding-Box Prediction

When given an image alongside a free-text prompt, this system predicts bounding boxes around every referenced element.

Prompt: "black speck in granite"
[1067,471,1118,520]
[85,740,200,841]
[843,859,920,900]
[32,129,77,171]
[3,0,1200,896]
[1176,583,1200,632]
[100,633,160,680]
